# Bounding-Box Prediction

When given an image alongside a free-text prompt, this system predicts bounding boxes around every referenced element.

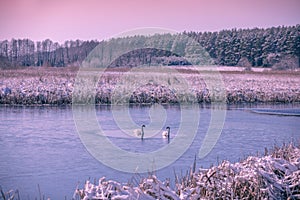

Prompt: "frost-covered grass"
[0,66,299,104]
[74,142,300,200]
[0,186,20,200]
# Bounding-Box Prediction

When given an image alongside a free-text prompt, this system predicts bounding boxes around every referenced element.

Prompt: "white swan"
[162,126,170,139]
[133,125,145,140]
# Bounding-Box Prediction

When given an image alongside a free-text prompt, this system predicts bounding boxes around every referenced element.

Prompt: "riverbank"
[74,143,300,199]
[0,66,299,104]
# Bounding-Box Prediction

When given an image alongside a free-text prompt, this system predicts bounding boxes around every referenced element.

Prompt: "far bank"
[0,66,299,105]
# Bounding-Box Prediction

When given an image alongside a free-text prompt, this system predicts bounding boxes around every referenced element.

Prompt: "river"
[0,103,299,199]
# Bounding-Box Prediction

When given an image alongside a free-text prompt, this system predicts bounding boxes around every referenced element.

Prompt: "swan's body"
[133,129,142,137]
[162,130,168,138]
[162,127,170,139]
[134,125,145,140]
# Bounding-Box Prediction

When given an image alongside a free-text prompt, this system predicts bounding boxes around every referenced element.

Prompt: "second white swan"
[134,125,145,140]
[162,126,170,139]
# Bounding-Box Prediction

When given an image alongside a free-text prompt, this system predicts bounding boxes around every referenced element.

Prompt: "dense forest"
[0,25,299,69]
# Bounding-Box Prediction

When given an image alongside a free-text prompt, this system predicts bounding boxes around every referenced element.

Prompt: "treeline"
[0,39,98,67]
[186,25,300,68]
[83,33,214,68]
[0,25,299,68]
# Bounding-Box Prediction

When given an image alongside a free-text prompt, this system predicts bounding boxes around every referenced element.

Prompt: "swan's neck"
[141,127,144,140]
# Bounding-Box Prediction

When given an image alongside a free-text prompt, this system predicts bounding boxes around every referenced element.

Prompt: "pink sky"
[0,0,299,43]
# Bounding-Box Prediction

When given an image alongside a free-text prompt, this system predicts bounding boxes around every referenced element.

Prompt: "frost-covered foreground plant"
[0,186,20,200]
[75,143,300,199]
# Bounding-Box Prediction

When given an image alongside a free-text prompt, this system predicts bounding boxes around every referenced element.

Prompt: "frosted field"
[0,66,299,104]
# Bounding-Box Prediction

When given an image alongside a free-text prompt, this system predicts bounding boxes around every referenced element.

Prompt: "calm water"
[0,104,299,199]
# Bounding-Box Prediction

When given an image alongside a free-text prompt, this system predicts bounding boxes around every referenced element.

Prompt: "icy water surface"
[0,104,299,199]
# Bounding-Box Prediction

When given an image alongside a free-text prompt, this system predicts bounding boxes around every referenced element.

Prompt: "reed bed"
[74,143,300,199]
[0,66,299,104]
